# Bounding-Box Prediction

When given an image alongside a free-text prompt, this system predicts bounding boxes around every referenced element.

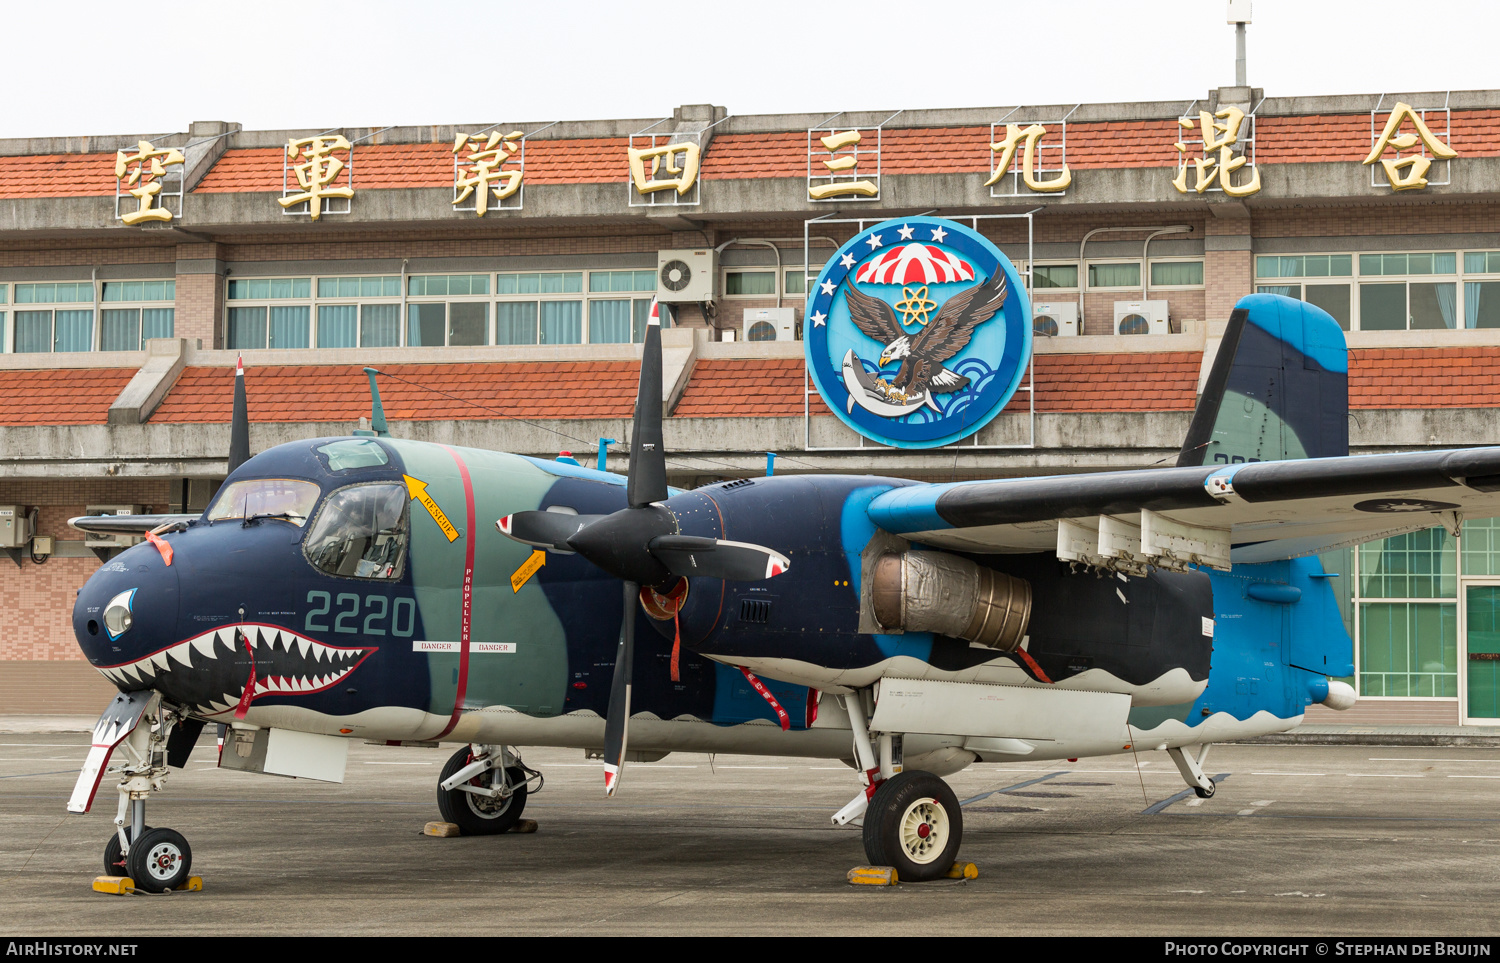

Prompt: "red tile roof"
[150,363,640,423]
[1256,110,1500,164]
[1350,346,1500,408]
[0,153,121,199]
[0,368,134,425]
[193,139,630,193]
[676,353,1201,417]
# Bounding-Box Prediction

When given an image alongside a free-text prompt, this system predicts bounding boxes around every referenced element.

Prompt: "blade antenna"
[363,367,390,437]
[227,355,251,475]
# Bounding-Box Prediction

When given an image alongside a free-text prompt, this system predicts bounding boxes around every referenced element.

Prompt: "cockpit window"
[317,439,390,471]
[206,479,320,527]
[303,483,408,580]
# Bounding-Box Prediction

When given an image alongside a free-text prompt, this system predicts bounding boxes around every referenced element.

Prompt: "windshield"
[303,483,408,580]
[205,479,320,526]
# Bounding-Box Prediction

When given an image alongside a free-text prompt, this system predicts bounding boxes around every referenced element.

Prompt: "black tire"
[1194,779,1216,799]
[102,825,151,877]
[862,770,962,882]
[435,746,528,836]
[125,827,192,893]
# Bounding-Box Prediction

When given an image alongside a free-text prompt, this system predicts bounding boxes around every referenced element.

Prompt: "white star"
[897,224,915,240]
[820,279,836,296]
[929,226,948,242]
[840,252,857,269]
[865,233,883,251]
[810,311,827,327]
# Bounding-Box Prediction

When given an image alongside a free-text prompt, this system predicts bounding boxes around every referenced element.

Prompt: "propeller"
[228,355,251,476]
[496,301,790,796]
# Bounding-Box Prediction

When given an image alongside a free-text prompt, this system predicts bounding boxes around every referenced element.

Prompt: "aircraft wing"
[867,447,1500,564]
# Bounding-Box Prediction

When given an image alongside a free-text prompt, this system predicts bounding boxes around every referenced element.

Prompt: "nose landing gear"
[435,744,542,836]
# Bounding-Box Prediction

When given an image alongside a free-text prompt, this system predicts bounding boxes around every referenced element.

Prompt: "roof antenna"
[357,367,390,437]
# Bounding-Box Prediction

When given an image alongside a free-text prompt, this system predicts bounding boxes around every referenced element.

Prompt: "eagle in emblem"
[843,271,1009,406]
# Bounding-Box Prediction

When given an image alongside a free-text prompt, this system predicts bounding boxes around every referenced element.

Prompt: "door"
[1463,582,1500,724]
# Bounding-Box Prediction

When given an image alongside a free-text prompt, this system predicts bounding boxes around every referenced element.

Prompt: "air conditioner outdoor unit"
[84,504,143,549]
[1032,302,1079,337]
[657,249,717,303]
[742,307,797,342]
[1113,300,1170,336]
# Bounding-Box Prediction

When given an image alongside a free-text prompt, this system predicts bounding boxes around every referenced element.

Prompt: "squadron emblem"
[804,216,1031,448]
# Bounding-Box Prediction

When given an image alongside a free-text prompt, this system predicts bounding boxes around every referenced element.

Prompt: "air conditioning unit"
[1032,302,1079,337]
[0,506,29,549]
[742,308,797,342]
[1113,300,1170,336]
[84,504,143,549]
[656,249,717,303]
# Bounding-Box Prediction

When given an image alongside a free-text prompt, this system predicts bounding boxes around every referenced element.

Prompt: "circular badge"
[804,216,1031,449]
[1353,498,1461,513]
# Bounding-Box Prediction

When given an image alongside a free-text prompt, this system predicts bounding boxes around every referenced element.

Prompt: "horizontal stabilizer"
[69,514,197,536]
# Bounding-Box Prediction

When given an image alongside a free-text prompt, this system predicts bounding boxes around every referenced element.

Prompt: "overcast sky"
[6,1,1497,138]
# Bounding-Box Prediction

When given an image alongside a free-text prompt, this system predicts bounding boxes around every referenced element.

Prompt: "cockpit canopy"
[302,483,409,580]
[206,478,320,527]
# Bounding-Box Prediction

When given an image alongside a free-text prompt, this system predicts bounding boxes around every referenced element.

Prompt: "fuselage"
[71,436,1342,764]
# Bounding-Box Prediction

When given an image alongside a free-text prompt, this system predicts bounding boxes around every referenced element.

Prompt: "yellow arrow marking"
[510,549,546,592]
[402,474,458,543]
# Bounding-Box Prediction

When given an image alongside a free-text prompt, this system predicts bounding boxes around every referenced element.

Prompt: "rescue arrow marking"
[510,549,546,592]
[402,474,459,543]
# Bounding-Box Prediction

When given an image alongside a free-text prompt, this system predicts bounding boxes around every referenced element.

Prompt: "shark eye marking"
[93,623,376,715]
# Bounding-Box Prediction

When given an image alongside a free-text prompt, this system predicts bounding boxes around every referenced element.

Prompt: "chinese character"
[279,135,354,220]
[628,141,701,196]
[115,141,185,225]
[984,123,1072,193]
[1363,102,1458,191]
[809,130,877,199]
[453,130,523,216]
[1172,107,1260,197]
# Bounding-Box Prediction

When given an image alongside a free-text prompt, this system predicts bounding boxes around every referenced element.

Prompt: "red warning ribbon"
[670,609,681,683]
[739,667,790,731]
[1014,646,1053,684]
[234,628,256,720]
[144,530,173,566]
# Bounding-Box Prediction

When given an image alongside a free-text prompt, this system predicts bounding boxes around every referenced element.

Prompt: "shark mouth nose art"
[93,623,375,714]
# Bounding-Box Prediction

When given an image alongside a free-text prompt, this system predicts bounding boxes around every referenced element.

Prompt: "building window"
[407,274,490,348]
[1086,262,1141,288]
[0,283,7,354]
[315,276,400,348]
[1148,260,1204,287]
[13,282,94,353]
[724,271,777,297]
[494,271,582,345]
[101,280,175,351]
[786,269,807,296]
[227,277,311,350]
[1255,254,1354,279]
[1032,264,1078,289]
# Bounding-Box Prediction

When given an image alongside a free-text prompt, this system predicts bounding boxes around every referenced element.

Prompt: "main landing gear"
[830,690,963,882]
[435,744,542,835]
[1169,744,1216,798]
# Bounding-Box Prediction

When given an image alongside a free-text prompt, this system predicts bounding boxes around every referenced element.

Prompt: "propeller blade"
[626,302,667,508]
[602,580,637,796]
[497,510,604,552]
[227,356,251,475]
[648,536,791,581]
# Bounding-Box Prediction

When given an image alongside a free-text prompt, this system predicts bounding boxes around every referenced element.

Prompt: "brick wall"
[0,479,169,662]
[1204,249,1253,321]
[175,271,221,347]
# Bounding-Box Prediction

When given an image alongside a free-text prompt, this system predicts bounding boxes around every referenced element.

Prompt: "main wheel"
[436,746,528,836]
[1194,778,1216,799]
[102,825,151,877]
[862,770,963,882]
[125,827,192,893]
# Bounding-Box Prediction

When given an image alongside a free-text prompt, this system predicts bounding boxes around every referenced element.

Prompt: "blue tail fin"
[1177,293,1348,467]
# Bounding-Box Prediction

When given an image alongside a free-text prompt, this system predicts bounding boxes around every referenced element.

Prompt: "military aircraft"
[62,281,1500,892]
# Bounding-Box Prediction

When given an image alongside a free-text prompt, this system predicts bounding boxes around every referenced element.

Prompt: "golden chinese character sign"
[1172,107,1260,197]
[115,141,185,225]
[809,129,879,201]
[985,122,1072,195]
[279,135,354,220]
[1364,102,1457,191]
[453,130,524,215]
[627,137,701,206]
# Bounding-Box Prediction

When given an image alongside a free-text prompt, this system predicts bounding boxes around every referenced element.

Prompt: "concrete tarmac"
[4,731,1500,937]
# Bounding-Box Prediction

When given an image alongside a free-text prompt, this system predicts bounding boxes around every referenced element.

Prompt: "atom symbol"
[894,285,937,327]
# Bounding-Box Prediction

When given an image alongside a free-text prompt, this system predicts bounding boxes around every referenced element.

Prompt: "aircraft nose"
[73,541,181,691]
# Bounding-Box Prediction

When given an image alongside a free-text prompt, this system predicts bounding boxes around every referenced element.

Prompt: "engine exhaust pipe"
[870,551,1032,651]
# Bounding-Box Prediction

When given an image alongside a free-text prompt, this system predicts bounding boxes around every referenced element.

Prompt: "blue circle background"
[804,216,1032,449]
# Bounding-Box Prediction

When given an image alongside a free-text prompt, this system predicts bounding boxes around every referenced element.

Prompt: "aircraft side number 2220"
[305,591,416,637]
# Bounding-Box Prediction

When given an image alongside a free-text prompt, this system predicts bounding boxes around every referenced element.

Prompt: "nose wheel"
[861,770,963,882]
[435,744,538,835]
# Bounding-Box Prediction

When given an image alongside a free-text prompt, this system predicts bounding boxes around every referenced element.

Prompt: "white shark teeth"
[296,636,312,659]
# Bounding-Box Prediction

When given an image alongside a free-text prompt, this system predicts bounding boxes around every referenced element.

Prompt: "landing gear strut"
[435,744,541,835]
[1169,744,1216,798]
[830,689,962,881]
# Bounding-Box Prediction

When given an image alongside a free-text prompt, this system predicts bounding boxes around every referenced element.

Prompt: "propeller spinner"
[497,301,789,795]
